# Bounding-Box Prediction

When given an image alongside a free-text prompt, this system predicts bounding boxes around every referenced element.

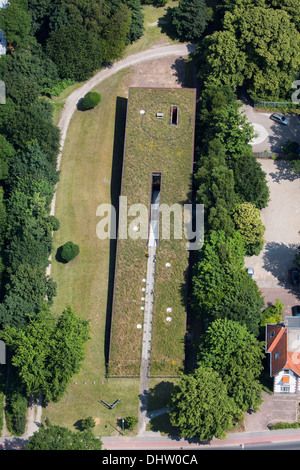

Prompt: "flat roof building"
[108,87,196,377]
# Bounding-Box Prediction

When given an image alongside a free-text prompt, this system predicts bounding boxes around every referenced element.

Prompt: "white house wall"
[274,370,299,394]
[0,29,6,56]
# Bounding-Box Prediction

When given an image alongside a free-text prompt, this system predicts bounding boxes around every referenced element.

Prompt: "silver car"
[270,113,289,125]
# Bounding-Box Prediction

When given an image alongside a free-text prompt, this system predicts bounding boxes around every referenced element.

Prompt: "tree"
[171,0,211,42]
[124,416,138,430]
[0,0,33,51]
[0,305,90,402]
[169,365,241,441]
[103,3,132,60]
[268,0,300,31]
[78,416,95,431]
[126,0,144,43]
[198,318,264,411]
[223,6,300,99]
[108,0,145,44]
[7,140,59,190]
[213,103,255,158]
[229,151,270,210]
[3,52,60,106]
[62,0,109,36]
[81,92,101,110]
[4,102,60,164]
[210,268,264,336]
[0,135,15,181]
[260,298,284,327]
[195,139,237,236]
[46,24,104,81]
[1,264,57,323]
[233,202,265,256]
[25,419,102,450]
[196,30,246,91]
[60,241,80,262]
[192,230,245,317]
[192,230,264,336]
[0,186,6,247]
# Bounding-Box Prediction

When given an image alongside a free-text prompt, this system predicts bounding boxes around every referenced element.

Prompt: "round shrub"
[61,241,80,262]
[81,92,101,110]
[48,215,60,231]
[79,416,95,431]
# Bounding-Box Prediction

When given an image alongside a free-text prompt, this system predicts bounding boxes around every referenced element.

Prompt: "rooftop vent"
[171,105,179,126]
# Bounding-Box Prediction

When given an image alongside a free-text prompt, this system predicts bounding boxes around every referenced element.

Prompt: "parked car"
[291,267,300,285]
[247,267,254,278]
[292,306,300,316]
[270,113,289,125]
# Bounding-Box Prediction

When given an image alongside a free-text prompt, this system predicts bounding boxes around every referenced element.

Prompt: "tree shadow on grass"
[55,245,68,264]
[157,7,179,41]
[170,57,187,87]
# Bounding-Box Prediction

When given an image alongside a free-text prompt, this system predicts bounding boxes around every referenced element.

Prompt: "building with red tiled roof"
[266,316,300,394]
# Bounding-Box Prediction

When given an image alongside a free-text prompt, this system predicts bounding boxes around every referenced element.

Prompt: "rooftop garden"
[108,87,196,376]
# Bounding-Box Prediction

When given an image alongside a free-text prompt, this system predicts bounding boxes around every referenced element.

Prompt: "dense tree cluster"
[172,82,270,439]
[0,0,130,423]
[196,0,300,100]
[25,418,102,450]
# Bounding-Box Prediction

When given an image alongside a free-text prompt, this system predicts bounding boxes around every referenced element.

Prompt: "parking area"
[244,392,299,431]
[242,104,300,153]
[244,158,300,315]
[242,105,300,317]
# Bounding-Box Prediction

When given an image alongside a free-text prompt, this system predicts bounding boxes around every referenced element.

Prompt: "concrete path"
[138,191,160,436]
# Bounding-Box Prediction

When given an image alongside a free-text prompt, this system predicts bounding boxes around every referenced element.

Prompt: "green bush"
[6,391,27,436]
[125,416,138,429]
[269,422,300,430]
[61,241,80,263]
[79,416,95,431]
[81,92,102,110]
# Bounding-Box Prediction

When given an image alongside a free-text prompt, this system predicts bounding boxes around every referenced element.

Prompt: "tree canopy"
[198,318,264,411]
[196,0,300,99]
[169,365,242,440]
[0,305,90,403]
[192,230,264,336]
[25,419,102,450]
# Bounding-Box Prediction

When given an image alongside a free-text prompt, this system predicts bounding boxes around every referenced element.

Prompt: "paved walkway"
[138,191,160,436]
[101,427,300,450]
